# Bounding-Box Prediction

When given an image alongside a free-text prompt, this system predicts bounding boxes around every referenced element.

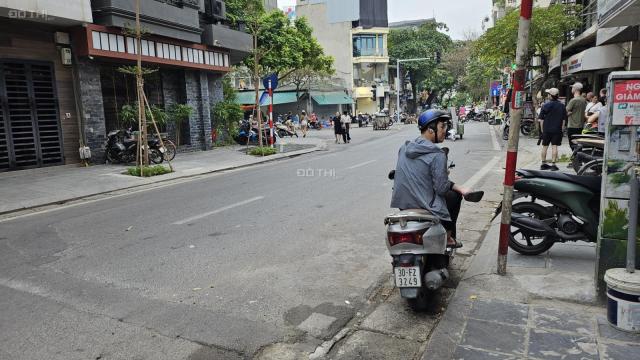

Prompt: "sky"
[277,0,492,40]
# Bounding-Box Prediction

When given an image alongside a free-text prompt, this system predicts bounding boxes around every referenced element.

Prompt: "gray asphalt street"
[0,122,499,359]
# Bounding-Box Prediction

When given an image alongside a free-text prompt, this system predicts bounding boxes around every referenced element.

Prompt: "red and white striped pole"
[498,0,533,275]
[268,79,274,147]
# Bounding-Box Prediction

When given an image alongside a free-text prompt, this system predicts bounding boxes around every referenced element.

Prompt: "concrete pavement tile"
[547,243,596,273]
[359,292,438,341]
[297,312,337,338]
[507,251,548,268]
[468,299,528,326]
[528,329,598,360]
[331,330,421,360]
[532,306,596,336]
[597,316,640,343]
[599,342,640,360]
[460,318,526,356]
[451,346,521,360]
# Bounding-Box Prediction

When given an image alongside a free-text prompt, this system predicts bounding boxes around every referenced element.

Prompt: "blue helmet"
[418,110,450,131]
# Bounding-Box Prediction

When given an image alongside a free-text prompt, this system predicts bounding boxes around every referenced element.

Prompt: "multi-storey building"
[296,0,390,114]
[0,0,251,171]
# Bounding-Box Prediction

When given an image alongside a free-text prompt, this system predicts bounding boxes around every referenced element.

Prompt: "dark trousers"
[567,128,582,150]
[342,123,350,143]
[441,190,462,239]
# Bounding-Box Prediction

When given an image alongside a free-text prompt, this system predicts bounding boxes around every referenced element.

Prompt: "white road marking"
[173,196,264,225]
[346,160,377,170]
[461,156,501,190]
[490,124,501,151]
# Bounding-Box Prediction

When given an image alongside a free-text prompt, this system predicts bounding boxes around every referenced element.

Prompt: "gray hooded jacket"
[390,137,452,221]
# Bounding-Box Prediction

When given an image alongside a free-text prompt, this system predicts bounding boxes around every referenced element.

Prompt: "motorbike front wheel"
[509,202,555,256]
[521,123,532,136]
[577,159,603,176]
[502,126,510,141]
[149,149,164,164]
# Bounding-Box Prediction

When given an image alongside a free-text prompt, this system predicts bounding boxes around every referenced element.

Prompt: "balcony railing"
[564,0,598,44]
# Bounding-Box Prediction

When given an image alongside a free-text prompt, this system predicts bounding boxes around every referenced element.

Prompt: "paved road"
[0,122,499,359]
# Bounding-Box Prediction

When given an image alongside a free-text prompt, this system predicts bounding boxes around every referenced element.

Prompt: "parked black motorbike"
[104,129,164,164]
[495,169,601,255]
[233,120,277,146]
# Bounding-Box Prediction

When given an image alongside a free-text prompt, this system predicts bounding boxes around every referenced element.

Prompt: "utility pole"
[498,0,533,275]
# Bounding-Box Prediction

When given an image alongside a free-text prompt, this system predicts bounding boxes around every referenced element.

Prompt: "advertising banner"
[612,79,640,125]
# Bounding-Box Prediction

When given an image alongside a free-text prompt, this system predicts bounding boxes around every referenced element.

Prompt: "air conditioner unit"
[206,0,226,21]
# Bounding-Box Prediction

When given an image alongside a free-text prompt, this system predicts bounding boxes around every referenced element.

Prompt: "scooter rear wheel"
[407,289,435,312]
[509,202,555,256]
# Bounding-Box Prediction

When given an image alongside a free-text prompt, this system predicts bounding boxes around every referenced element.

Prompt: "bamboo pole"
[143,92,174,172]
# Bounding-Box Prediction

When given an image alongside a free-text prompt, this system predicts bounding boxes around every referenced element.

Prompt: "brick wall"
[76,58,107,162]
[184,70,213,150]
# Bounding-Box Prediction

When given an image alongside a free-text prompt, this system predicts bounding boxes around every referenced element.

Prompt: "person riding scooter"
[390,110,474,248]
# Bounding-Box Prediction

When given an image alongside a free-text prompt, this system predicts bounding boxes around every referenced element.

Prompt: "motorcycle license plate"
[394,266,421,288]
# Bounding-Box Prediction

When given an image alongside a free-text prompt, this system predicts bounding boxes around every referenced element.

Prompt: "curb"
[0,144,324,220]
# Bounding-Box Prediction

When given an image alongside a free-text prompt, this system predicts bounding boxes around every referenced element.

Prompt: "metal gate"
[0,61,63,171]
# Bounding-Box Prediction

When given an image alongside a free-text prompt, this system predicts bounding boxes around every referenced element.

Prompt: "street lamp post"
[396,57,431,123]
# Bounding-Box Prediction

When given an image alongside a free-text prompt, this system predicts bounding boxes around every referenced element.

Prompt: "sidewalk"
[0,137,326,216]
[422,129,639,360]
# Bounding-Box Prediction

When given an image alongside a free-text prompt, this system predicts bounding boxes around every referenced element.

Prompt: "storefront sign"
[560,44,625,78]
[612,79,640,125]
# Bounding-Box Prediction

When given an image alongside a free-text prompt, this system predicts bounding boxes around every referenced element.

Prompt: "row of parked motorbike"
[103,129,169,164]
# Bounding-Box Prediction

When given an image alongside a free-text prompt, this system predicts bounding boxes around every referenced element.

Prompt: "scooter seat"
[518,169,601,194]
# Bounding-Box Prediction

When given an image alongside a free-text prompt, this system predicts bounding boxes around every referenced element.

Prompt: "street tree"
[279,66,335,111]
[228,0,333,145]
[388,22,452,112]
[473,4,581,100]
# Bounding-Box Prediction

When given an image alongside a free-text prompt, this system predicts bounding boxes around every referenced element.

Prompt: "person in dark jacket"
[332,112,343,143]
[390,110,471,247]
[538,88,567,171]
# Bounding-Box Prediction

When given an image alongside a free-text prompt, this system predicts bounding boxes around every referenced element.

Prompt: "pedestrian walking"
[538,88,567,171]
[566,82,587,150]
[300,110,309,138]
[333,112,343,143]
[340,111,351,143]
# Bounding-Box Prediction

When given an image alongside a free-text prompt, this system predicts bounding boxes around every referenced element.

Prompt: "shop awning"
[311,92,353,105]
[560,44,625,78]
[235,91,298,105]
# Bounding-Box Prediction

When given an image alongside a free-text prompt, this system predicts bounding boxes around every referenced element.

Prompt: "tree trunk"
[410,79,418,113]
[253,33,263,148]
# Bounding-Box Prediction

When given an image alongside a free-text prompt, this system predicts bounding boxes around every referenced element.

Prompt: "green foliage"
[127,165,172,177]
[603,200,629,239]
[556,154,571,163]
[212,77,244,145]
[473,4,581,97]
[117,65,158,76]
[243,10,334,83]
[168,104,193,122]
[119,103,168,127]
[167,103,193,147]
[388,22,453,110]
[607,160,626,172]
[610,172,631,186]
[225,0,263,26]
[249,146,276,156]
